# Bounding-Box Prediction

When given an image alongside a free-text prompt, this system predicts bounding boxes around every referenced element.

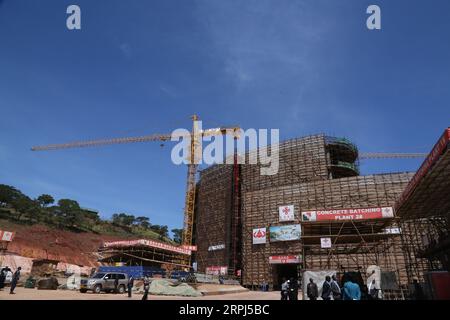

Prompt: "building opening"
[272,264,299,290]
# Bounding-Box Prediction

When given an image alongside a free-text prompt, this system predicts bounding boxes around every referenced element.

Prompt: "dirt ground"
[0,287,283,300]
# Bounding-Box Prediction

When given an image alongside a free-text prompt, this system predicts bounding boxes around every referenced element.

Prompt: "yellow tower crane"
[31,115,240,267]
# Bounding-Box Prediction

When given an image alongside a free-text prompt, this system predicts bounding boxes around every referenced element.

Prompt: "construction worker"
[307,278,319,300]
[142,276,150,300]
[10,266,21,294]
[127,276,134,298]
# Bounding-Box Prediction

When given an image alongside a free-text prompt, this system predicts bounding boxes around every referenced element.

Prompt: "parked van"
[80,272,128,294]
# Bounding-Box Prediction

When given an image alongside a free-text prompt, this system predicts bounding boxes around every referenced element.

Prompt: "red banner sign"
[269,255,301,264]
[103,239,191,255]
[301,207,394,222]
[181,245,197,251]
[205,266,228,275]
[396,128,450,210]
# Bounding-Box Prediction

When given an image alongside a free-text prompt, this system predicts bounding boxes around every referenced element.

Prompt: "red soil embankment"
[1,220,126,267]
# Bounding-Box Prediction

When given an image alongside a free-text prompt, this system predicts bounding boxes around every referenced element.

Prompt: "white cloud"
[159,84,178,98]
[195,0,327,89]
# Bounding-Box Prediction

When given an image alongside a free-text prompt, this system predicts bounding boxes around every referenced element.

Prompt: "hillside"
[0,218,180,267]
[0,183,181,267]
[1,218,120,266]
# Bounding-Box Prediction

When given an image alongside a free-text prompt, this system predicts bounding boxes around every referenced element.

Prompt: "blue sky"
[0,0,449,233]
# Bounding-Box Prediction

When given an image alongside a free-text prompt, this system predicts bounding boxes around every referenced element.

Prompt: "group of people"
[306,274,379,300]
[306,275,346,300]
[0,266,22,294]
[280,277,299,300]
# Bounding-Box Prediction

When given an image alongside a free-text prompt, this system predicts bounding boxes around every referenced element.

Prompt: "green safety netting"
[336,161,359,173]
[325,136,358,153]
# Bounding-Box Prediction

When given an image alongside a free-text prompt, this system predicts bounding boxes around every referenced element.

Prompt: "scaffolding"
[241,172,413,289]
[194,133,416,297]
[195,164,234,274]
[98,241,191,269]
[396,128,450,284]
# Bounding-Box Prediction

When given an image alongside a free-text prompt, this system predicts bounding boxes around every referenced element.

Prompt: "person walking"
[127,276,134,298]
[321,276,332,300]
[342,276,361,300]
[9,267,21,294]
[142,276,150,300]
[331,275,342,300]
[307,278,319,300]
[280,278,289,300]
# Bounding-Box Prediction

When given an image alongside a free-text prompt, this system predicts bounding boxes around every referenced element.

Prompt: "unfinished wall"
[241,134,330,192]
[195,135,333,274]
[195,164,234,273]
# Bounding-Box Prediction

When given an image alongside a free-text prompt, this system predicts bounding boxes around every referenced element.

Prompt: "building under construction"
[194,134,415,292]
[395,128,450,299]
[97,239,192,270]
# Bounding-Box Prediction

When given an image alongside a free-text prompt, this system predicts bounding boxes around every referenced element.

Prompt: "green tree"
[36,194,55,207]
[57,199,82,227]
[81,209,100,223]
[0,184,24,205]
[171,228,183,244]
[151,224,169,240]
[11,196,35,221]
[112,213,135,226]
[135,216,150,229]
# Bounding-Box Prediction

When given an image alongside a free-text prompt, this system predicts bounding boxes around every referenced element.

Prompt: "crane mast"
[182,115,201,247]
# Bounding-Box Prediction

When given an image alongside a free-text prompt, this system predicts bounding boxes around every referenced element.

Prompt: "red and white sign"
[269,255,301,264]
[103,239,191,255]
[0,230,15,242]
[321,237,332,248]
[279,205,295,222]
[252,227,267,244]
[181,245,197,251]
[301,207,394,222]
[396,128,450,210]
[206,266,228,275]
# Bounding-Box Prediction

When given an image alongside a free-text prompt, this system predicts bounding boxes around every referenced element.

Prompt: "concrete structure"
[194,134,414,293]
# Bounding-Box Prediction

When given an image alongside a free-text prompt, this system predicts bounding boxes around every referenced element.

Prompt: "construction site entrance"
[272,264,300,290]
